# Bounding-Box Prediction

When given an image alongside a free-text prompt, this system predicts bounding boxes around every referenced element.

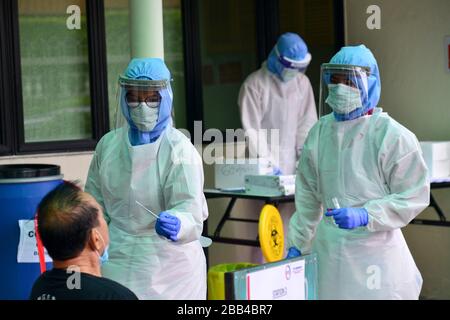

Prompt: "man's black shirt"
[29,268,138,300]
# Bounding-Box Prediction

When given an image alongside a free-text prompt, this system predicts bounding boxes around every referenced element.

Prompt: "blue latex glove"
[155,211,181,241]
[325,208,369,230]
[286,247,302,259]
[272,166,283,176]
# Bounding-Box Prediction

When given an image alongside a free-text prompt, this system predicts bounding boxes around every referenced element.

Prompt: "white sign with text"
[246,259,305,300]
[17,220,52,263]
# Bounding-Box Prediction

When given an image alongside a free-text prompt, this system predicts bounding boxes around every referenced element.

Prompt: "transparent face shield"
[114,76,171,131]
[319,64,371,121]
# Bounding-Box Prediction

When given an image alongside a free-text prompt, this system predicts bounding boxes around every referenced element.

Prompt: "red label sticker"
[448,44,450,69]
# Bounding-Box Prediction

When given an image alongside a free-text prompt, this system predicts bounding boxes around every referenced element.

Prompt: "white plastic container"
[245,175,296,196]
[420,141,450,179]
[245,175,296,189]
[214,158,273,190]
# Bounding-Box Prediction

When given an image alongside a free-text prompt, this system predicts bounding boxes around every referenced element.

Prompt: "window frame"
[181,0,204,137]
[0,0,16,155]
[0,0,110,156]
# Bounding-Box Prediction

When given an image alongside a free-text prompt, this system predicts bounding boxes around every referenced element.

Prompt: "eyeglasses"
[125,92,160,108]
[330,74,359,88]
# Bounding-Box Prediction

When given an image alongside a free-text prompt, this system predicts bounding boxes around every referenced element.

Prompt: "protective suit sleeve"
[364,136,430,232]
[296,77,318,159]
[163,143,208,244]
[287,125,322,254]
[85,142,111,224]
[238,79,278,168]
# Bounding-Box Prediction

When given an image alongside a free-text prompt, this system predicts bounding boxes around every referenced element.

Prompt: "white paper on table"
[17,219,52,263]
[246,259,305,300]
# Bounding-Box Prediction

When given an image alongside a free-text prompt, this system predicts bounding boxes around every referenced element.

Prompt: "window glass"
[19,0,92,142]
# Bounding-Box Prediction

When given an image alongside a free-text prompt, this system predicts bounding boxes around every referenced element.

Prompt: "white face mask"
[129,102,159,132]
[326,84,362,114]
[281,68,299,82]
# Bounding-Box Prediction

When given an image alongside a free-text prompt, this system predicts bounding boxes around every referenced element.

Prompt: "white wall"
[345,0,450,299]
[345,0,450,140]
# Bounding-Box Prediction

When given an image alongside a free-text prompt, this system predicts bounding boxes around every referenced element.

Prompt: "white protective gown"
[288,108,429,299]
[238,64,318,174]
[85,126,208,300]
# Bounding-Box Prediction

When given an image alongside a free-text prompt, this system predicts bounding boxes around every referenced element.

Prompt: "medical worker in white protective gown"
[85,58,208,300]
[238,32,318,175]
[286,45,429,299]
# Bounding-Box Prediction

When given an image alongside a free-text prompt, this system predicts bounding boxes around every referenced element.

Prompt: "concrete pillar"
[129,0,164,59]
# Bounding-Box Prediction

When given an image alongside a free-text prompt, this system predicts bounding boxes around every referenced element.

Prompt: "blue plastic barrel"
[0,164,63,300]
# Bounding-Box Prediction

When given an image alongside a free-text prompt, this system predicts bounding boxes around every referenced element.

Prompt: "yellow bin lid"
[258,204,284,262]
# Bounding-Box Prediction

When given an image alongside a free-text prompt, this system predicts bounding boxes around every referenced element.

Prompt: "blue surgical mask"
[326,84,362,114]
[96,230,109,266]
[99,246,109,266]
[129,102,159,132]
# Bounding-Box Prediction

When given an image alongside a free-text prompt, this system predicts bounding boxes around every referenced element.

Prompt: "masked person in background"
[85,58,208,300]
[286,45,429,299]
[238,32,318,175]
